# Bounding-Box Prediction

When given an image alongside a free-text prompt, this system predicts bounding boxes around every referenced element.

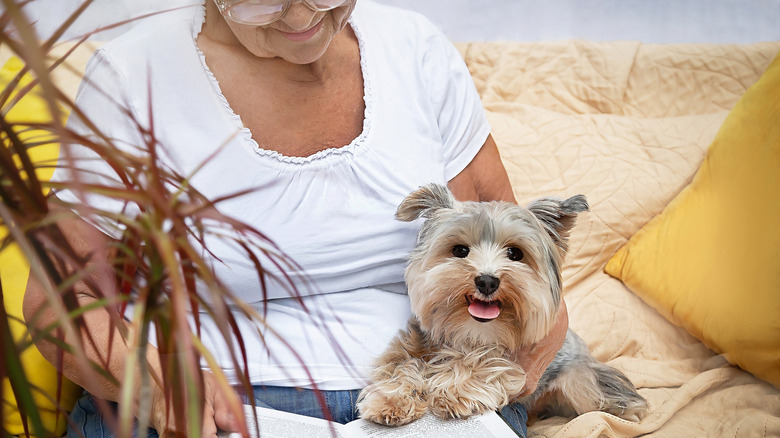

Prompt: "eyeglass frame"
[213,0,351,26]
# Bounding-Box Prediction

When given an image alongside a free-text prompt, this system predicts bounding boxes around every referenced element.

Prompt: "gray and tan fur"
[357,184,648,426]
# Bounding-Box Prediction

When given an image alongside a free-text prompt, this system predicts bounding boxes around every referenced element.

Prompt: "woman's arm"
[448,133,569,398]
[23,203,238,436]
[448,134,516,203]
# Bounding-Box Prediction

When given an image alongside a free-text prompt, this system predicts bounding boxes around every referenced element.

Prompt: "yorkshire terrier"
[357,184,648,426]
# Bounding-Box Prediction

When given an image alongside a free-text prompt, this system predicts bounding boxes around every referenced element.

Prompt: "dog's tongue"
[468,300,500,320]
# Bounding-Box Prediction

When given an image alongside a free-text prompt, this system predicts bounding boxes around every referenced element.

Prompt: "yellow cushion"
[605,52,780,389]
[1,57,81,436]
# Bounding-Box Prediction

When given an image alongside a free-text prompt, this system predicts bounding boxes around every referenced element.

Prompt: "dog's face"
[397,184,588,350]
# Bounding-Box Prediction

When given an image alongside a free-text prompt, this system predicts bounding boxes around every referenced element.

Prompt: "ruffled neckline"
[191,4,373,167]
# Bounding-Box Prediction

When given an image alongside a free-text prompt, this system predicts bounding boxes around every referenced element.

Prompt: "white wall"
[16,0,780,43]
[379,0,780,43]
[19,0,199,41]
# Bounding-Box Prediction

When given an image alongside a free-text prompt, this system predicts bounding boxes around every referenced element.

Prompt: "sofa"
[3,38,779,437]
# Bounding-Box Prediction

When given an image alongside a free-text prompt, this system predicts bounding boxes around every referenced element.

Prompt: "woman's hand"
[509,301,569,399]
[149,370,241,437]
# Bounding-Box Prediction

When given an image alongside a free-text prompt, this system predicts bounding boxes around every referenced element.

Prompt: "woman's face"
[220,0,357,64]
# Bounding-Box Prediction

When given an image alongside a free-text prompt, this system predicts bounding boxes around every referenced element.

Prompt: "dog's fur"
[357,184,648,426]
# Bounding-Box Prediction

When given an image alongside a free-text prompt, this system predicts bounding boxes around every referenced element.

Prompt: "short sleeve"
[50,48,144,237]
[422,31,491,181]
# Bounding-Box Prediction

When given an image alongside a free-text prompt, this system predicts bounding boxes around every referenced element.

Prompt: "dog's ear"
[396,183,456,222]
[527,195,589,253]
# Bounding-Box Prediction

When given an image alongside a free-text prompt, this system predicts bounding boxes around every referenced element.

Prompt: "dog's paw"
[424,351,519,420]
[427,387,497,420]
[591,362,650,423]
[604,398,649,423]
[357,382,427,426]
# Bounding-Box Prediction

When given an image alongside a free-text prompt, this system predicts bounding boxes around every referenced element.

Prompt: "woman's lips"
[278,18,324,42]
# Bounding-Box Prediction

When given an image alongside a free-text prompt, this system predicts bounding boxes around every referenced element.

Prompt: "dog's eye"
[507,247,524,261]
[452,245,470,258]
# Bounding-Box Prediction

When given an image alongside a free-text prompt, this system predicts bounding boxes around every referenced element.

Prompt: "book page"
[218,405,346,438]
[343,411,518,438]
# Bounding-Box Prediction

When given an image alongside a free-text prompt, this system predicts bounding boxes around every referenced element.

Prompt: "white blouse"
[51,0,490,389]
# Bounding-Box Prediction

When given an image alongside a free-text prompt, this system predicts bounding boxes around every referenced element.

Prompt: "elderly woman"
[24,0,568,436]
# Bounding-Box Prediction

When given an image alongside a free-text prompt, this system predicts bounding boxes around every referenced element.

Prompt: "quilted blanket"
[455,40,780,437]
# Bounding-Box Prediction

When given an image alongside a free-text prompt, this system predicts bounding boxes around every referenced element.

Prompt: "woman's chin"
[266,28,334,65]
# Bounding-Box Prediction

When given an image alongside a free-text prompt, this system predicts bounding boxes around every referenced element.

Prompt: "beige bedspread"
[455,40,780,437]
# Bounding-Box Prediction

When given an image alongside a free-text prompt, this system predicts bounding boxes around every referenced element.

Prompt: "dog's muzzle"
[467,275,501,322]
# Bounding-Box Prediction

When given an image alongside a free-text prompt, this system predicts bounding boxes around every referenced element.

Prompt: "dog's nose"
[474,275,500,296]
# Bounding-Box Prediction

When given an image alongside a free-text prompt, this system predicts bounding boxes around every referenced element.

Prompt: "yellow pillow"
[1,57,81,436]
[605,52,780,389]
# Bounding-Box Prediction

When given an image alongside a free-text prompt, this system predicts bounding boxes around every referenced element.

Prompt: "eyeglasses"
[214,0,350,25]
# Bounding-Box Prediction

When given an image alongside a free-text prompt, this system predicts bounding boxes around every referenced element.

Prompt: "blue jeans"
[68,387,527,437]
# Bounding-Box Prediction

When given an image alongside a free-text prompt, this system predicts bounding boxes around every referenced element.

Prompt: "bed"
[3,38,779,437]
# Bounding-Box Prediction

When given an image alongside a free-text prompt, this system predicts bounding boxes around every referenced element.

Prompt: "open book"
[218,404,519,438]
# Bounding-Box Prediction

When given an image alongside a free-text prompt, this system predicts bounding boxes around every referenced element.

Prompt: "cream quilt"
[455,40,780,437]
